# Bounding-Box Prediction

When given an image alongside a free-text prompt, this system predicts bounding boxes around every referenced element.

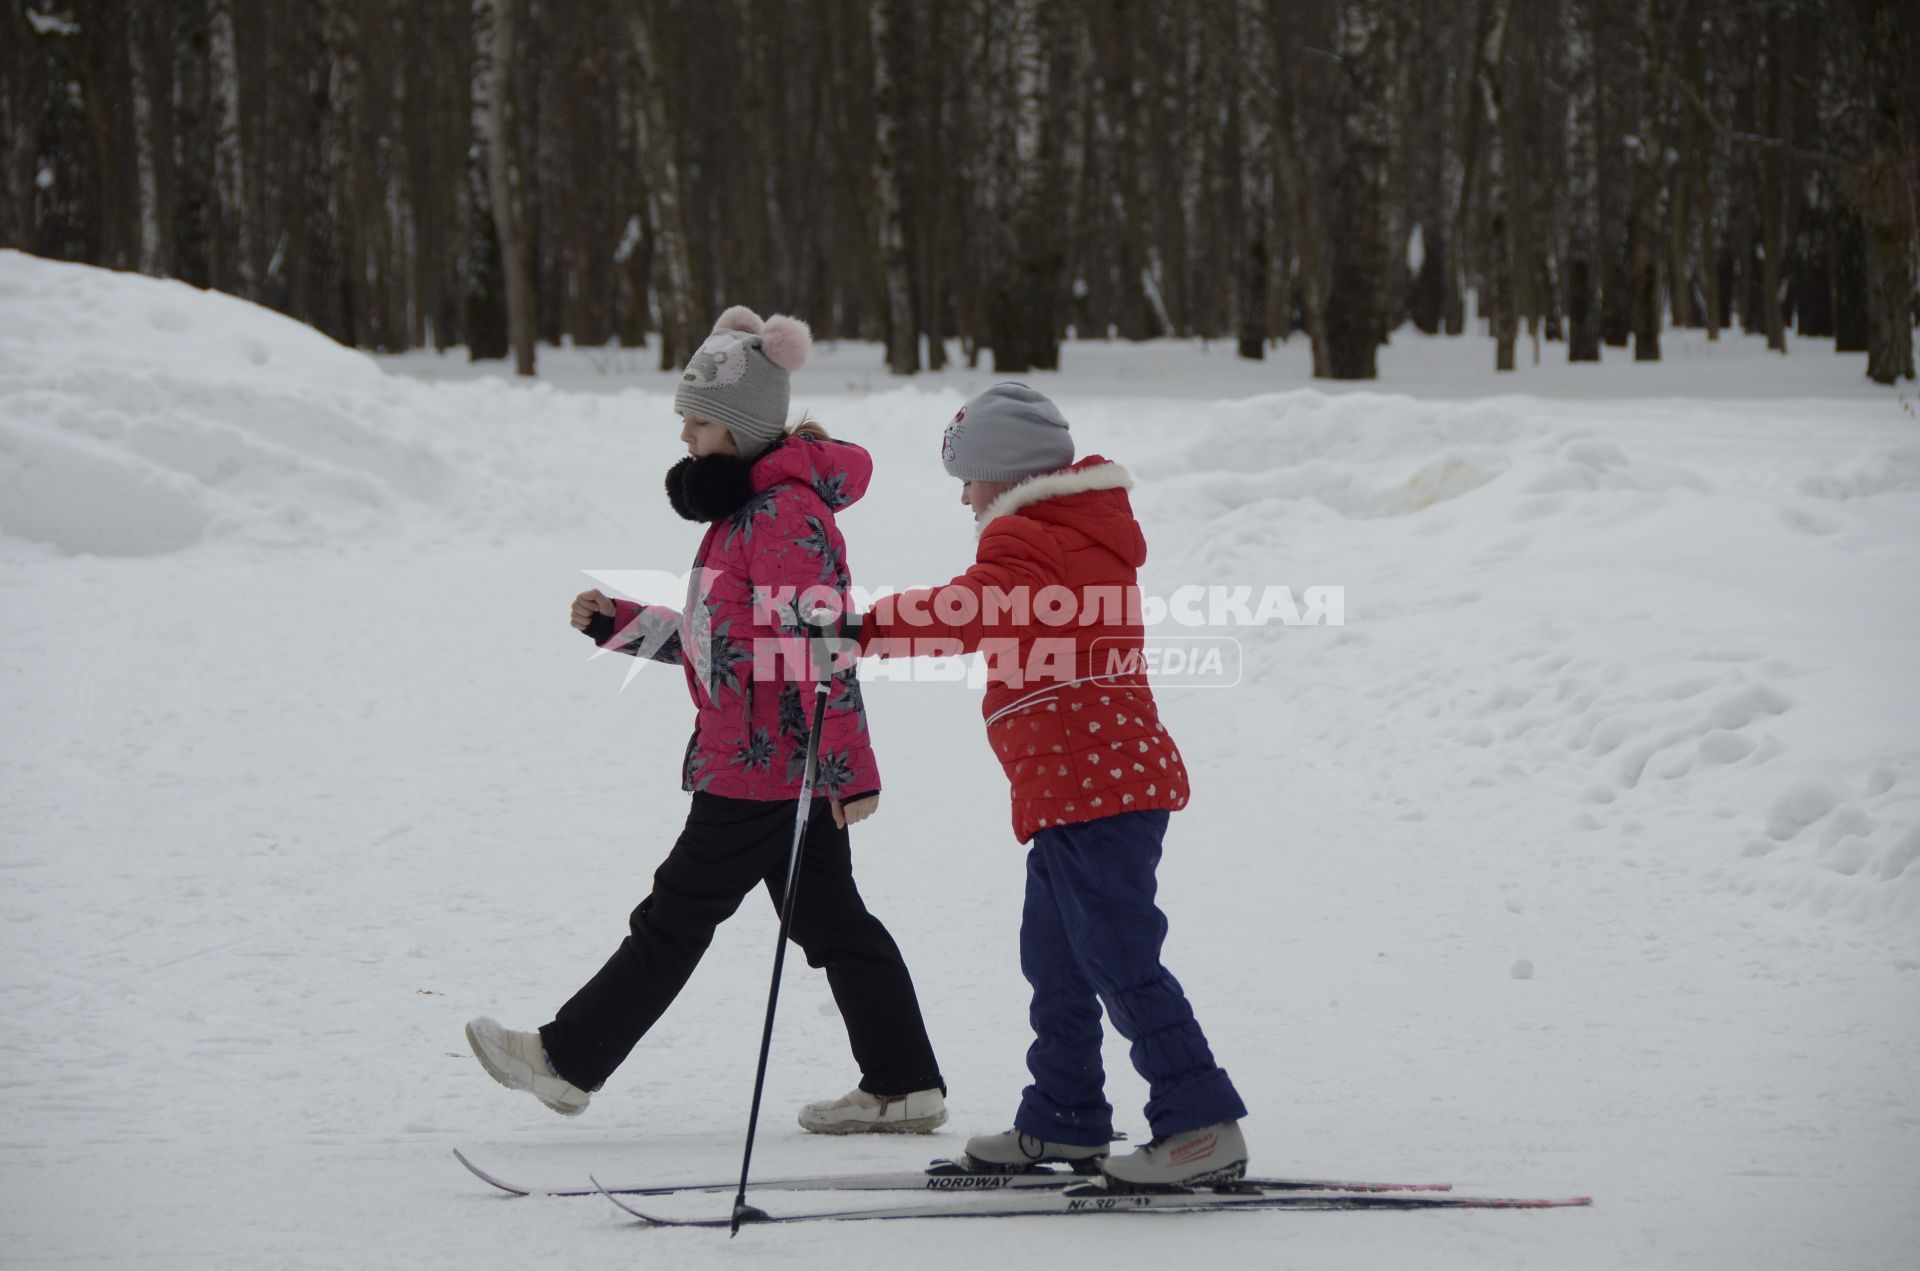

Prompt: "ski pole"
[731,606,840,1235]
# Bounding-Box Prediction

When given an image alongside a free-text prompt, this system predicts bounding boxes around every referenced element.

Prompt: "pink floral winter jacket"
[595,437,880,801]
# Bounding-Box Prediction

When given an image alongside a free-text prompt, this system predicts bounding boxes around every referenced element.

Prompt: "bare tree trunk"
[0,5,33,248]
[1148,7,1196,337]
[1693,7,1723,343]
[208,0,254,295]
[917,0,950,369]
[1375,2,1409,349]
[381,0,419,350]
[616,214,653,348]
[285,2,350,342]
[1841,0,1915,383]
[1056,17,1092,338]
[1451,0,1512,368]
[1593,2,1632,349]
[869,0,918,374]
[734,0,770,311]
[1403,0,1457,337]
[324,0,371,349]
[1324,0,1392,380]
[1696,170,1721,339]
[1564,0,1601,361]
[1629,0,1663,362]
[1862,210,1915,382]
[1474,0,1516,370]
[127,9,166,275]
[1450,0,1504,339]
[465,0,507,360]
[1666,3,1699,331]
[170,1,212,289]
[627,1,697,371]
[477,0,535,375]
[1832,208,1869,352]
[609,67,652,349]
[1792,180,1835,337]
[1272,57,1329,377]
[1850,122,1912,385]
[1235,0,1273,360]
[986,0,1061,373]
[1099,4,1155,339]
[1757,10,1788,353]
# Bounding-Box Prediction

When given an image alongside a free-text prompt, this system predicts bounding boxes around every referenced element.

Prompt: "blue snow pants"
[1012,809,1247,1146]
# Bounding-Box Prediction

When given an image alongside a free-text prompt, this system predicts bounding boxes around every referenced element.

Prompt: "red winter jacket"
[860,457,1189,841]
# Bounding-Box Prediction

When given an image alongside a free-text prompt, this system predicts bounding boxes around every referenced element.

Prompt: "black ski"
[592,1177,1593,1227]
[453,1148,1451,1198]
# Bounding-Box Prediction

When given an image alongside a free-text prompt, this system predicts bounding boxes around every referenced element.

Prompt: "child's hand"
[832,794,879,829]
[571,589,616,631]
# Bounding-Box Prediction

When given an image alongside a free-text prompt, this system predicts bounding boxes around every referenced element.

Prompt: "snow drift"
[0,250,584,555]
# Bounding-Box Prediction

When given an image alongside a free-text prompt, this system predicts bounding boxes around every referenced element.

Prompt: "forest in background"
[2,0,1915,383]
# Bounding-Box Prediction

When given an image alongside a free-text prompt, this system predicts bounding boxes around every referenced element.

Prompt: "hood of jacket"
[750,434,874,514]
[974,456,1144,567]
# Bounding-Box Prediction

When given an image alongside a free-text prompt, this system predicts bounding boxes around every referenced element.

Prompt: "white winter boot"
[797,1086,947,1134]
[960,1129,1110,1174]
[465,1017,591,1117]
[1099,1120,1248,1190]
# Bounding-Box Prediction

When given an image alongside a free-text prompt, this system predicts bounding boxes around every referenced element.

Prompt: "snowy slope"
[2,250,1917,1270]
[0,252,591,555]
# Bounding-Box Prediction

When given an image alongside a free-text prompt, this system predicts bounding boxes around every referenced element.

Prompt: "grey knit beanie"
[674,306,812,458]
[940,383,1075,482]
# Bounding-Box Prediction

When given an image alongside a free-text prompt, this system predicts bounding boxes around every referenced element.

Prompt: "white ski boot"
[960,1129,1110,1174]
[798,1086,947,1134]
[464,1017,591,1117]
[1099,1120,1248,1190]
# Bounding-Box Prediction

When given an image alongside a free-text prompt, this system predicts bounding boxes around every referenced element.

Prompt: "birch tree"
[473,0,534,374]
[208,0,254,294]
[127,6,166,275]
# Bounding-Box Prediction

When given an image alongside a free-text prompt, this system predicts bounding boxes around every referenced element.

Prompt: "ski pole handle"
[802,605,842,684]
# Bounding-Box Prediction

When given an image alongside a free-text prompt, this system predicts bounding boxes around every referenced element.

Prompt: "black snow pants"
[539,792,943,1096]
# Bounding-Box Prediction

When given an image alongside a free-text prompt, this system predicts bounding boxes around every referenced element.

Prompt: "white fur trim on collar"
[975,462,1133,538]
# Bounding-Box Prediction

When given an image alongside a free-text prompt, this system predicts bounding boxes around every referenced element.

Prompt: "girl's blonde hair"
[787,413,830,441]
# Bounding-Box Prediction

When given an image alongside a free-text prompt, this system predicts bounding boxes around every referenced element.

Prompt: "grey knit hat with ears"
[940,382,1075,482]
[674,306,812,458]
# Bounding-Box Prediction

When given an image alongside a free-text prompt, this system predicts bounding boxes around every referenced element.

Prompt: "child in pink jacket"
[466,308,944,1135]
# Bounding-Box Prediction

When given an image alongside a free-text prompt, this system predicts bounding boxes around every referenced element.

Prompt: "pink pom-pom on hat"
[713,305,765,335]
[759,314,812,372]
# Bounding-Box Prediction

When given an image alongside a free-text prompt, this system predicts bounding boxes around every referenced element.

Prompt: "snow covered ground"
[3,248,1917,1269]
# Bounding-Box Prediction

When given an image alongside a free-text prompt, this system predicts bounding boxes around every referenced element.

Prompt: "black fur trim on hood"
[665,451,758,522]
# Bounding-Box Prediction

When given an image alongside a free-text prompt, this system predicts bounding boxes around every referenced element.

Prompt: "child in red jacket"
[855,383,1248,1189]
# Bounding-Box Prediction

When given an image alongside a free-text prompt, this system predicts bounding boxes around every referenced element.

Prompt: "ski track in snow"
[2,251,1917,1269]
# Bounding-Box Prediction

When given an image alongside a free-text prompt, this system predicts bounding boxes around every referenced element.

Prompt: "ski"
[592,1177,1593,1228]
[454,1148,1450,1199]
